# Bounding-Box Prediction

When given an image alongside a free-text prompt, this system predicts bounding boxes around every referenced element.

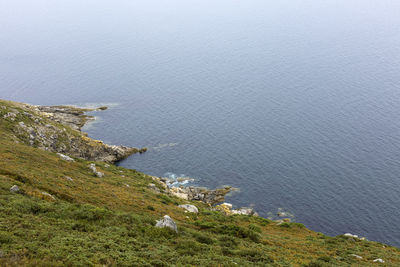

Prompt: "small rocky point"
[3,101,146,163]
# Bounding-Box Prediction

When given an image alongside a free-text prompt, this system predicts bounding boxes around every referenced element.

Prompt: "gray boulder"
[155,215,178,232]
[178,204,199,213]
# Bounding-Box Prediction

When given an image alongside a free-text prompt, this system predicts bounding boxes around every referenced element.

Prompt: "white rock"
[88,163,104,177]
[373,259,384,263]
[344,233,359,239]
[179,204,199,213]
[351,254,362,259]
[95,171,104,178]
[10,185,20,193]
[64,176,73,181]
[231,207,258,216]
[57,153,74,162]
[89,163,96,171]
[155,215,178,232]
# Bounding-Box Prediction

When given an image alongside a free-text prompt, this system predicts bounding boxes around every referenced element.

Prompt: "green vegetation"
[0,99,399,266]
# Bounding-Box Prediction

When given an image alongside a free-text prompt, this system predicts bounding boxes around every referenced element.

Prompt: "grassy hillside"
[0,99,399,266]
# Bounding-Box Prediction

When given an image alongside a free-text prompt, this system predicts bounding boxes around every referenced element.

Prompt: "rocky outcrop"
[36,105,96,131]
[2,101,145,163]
[150,176,237,206]
[155,215,178,232]
[169,186,232,205]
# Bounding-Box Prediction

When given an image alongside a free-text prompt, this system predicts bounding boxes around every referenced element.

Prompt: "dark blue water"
[1,0,400,246]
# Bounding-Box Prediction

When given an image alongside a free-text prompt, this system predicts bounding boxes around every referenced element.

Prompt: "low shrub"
[73,204,112,221]
[237,248,274,263]
[218,235,238,248]
[248,224,262,233]
[194,233,214,244]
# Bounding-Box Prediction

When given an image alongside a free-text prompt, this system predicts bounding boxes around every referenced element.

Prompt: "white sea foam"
[164,172,195,186]
[151,143,178,151]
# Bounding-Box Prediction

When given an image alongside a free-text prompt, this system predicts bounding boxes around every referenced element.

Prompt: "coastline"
[2,99,241,208]
[1,98,399,265]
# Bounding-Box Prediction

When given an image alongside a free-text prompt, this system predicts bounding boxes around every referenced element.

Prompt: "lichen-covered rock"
[215,203,233,214]
[178,204,199,213]
[155,215,177,232]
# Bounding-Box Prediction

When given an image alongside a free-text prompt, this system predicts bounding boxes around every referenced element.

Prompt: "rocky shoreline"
[150,176,258,215]
[3,99,255,212]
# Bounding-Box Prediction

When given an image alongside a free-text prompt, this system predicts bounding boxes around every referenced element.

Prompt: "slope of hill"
[0,99,399,266]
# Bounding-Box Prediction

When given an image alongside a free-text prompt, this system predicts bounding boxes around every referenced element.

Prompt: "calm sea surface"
[1,0,400,246]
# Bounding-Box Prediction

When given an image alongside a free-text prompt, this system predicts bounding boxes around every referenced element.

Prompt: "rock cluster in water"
[151,176,257,215]
[151,176,233,205]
